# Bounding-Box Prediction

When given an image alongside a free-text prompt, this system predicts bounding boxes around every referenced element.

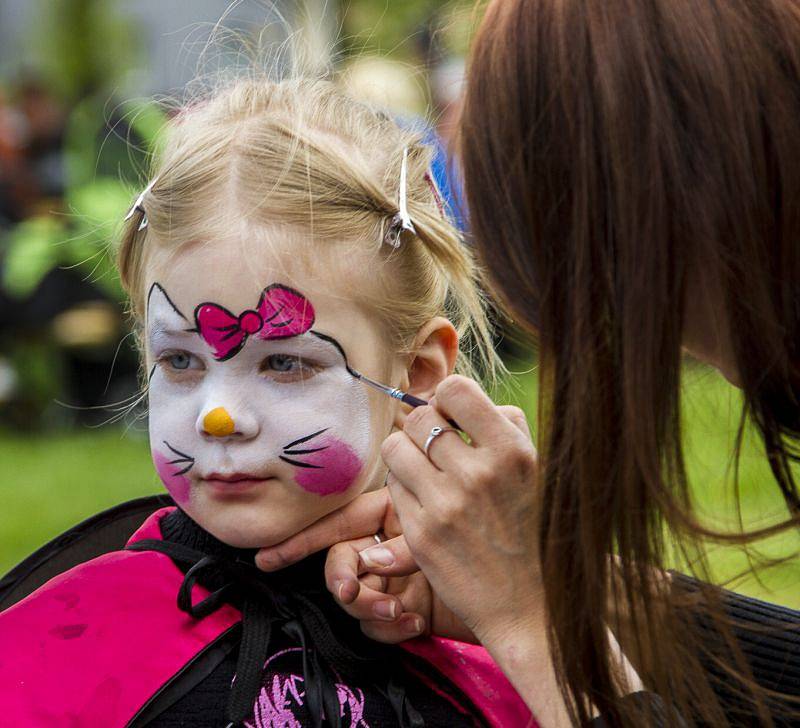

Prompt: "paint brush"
[309,332,461,430]
[350,371,461,431]
[351,371,429,408]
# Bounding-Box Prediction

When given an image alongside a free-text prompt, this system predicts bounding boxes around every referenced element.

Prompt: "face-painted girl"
[145,232,397,548]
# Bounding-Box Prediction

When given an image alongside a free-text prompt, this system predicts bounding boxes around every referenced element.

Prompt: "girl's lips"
[204,472,265,483]
[201,472,273,496]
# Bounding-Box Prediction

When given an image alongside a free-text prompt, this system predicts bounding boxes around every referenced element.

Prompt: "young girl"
[0,78,534,727]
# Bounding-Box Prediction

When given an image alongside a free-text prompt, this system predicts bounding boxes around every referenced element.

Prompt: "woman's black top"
[590,574,800,727]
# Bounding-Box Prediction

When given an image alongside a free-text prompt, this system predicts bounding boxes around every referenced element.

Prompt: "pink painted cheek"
[153,450,192,505]
[293,437,363,496]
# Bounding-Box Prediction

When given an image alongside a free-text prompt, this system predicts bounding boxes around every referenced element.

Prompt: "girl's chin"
[189,503,315,550]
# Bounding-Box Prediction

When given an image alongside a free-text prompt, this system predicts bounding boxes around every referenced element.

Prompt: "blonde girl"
[0,76,535,728]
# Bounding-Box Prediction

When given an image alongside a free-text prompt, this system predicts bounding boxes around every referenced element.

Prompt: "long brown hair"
[460,0,800,724]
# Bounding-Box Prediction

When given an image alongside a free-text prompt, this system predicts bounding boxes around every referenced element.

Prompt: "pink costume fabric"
[0,508,536,727]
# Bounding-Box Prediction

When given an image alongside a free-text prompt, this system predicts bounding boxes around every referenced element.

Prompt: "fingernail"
[255,552,272,570]
[373,600,397,620]
[405,616,424,635]
[336,581,346,601]
[359,546,395,568]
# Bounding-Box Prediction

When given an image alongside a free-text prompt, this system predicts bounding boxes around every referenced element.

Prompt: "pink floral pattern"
[242,649,369,728]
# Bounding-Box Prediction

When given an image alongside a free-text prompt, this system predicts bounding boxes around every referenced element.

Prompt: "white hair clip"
[384,148,417,248]
[124,177,158,231]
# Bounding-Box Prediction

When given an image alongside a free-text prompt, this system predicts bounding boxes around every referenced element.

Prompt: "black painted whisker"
[283,428,328,451]
[279,456,323,469]
[282,446,329,456]
[164,441,193,461]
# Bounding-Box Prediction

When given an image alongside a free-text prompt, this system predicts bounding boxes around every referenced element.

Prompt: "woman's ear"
[393,317,458,430]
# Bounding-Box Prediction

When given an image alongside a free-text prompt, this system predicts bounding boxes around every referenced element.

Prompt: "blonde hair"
[118,77,501,383]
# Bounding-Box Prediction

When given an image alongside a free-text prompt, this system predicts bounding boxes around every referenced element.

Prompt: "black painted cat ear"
[147,282,188,324]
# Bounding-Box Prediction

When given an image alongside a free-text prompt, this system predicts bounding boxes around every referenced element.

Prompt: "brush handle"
[400,392,429,408]
[400,392,461,431]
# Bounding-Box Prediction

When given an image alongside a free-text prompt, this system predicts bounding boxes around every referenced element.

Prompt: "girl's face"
[144,230,398,548]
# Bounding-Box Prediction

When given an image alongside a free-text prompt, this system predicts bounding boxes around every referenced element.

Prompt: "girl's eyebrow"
[148,324,195,345]
[310,332,359,378]
[310,331,346,358]
[248,331,348,360]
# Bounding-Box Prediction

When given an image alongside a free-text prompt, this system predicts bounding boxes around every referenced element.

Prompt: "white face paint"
[144,237,393,548]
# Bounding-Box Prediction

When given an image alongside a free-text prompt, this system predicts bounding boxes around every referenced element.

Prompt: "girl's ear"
[393,317,458,430]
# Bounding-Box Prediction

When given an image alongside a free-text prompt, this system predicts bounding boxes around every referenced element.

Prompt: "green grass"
[679,365,800,607]
[1,363,798,608]
[0,429,159,574]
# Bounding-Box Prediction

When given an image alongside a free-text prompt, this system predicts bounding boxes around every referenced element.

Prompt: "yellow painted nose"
[203,407,235,437]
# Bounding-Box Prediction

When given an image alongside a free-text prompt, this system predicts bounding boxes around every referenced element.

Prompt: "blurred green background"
[0,0,797,610]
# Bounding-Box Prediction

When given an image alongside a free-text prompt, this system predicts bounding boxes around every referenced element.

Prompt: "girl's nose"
[199,406,259,440]
[202,407,235,437]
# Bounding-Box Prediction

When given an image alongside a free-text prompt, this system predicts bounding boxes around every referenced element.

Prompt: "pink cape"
[0,508,535,726]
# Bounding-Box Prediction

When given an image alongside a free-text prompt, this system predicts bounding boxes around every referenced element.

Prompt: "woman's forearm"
[479,614,573,727]
[480,618,643,727]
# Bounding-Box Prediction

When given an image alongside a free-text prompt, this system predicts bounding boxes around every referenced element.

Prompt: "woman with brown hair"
[256,0,800,724]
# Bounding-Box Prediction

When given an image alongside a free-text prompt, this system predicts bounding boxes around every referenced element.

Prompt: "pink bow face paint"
[145,267,377,549]
[194,284,316,361]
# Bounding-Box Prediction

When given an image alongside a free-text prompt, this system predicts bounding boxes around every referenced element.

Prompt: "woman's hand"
[255,380,541,647]
[371,375,544,648]
[255,488,475,644]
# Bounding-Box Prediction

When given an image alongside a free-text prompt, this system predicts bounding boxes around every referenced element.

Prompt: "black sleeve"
[671,572,800,725]
[586,691,686,727]
[588,577,799,727]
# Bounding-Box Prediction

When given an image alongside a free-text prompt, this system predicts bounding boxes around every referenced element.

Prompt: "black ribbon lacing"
[127,538,424,728]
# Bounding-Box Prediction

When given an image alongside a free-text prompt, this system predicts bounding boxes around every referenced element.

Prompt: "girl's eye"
[260,354,321,382]
[169,353,192,370]
[266,354,296,372]
[157,350,203,377]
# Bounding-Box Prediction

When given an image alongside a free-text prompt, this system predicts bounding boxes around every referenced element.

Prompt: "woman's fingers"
[326,533,418,601]
[357,534,419,576]
[333,577,404,622]
[361,612,427,644]
[324,535,384,603]
[432,375,525,447]
[400,404,467,471]
[255,489,391,571]
[355,574,432,643]
[496,404,532,436]
[380,431,443,502]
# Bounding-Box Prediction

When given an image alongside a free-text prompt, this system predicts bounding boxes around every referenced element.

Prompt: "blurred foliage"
[26,0,138,102]
[4,339,65,428]
[1,98,165,302]
[340,0,479,59]
[1,0,163,304]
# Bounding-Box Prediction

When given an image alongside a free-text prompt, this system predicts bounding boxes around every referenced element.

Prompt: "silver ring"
[373,533,383,545]
[423,425,458,457]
